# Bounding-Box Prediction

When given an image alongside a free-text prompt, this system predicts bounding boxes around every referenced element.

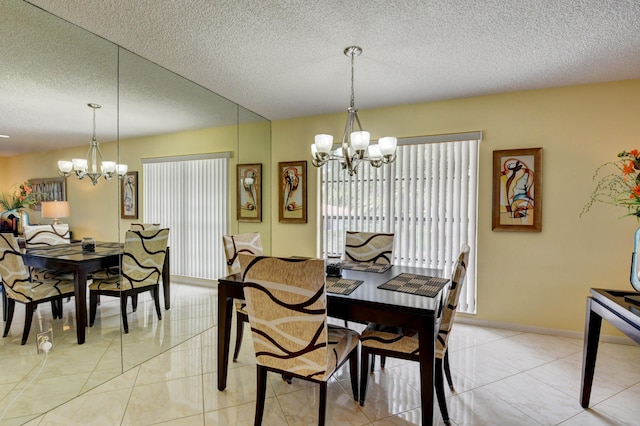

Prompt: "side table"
[580,288,640,407]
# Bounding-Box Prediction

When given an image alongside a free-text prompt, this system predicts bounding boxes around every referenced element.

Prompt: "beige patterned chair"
[239,254,360,425]
[130,223,160,231]
[23,224,72,281]
[1,233,75,345]
[222,232,263,361]
[90,223,162,310]
[358,245,470,426]
[344,231,394,264]
[88,228,169,333]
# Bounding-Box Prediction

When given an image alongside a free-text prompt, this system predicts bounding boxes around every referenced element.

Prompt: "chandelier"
[58,103,128,186]
[311,46,397,176]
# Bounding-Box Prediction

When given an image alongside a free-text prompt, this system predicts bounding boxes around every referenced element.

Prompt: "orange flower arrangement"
[582,150,640,219]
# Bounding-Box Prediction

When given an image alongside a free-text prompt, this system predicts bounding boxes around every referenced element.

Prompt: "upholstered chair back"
[344,231,394,264]
[130,223,160,231]
[23,224,70,247]
[0,233,35,303]
[121,229,169,288]
[239,255,338,379]
[435,245,471,359]
[222,233,263,274]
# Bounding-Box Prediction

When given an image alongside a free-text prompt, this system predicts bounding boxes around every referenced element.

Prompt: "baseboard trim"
[170,275,216,288]
[455,316,636,345]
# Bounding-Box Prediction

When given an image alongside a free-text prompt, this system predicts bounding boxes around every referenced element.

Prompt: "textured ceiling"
[3,0,640,156]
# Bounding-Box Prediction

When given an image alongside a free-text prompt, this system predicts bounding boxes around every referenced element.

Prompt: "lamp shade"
[41,201,70,221]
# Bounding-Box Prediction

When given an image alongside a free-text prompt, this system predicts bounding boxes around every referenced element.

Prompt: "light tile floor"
[2,285,640,425]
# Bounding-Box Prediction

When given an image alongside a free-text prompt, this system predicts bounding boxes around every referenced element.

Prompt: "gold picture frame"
[492,148,542,232]
[237,163,262,222]
[121,171,138,219]
[278,161,307,223]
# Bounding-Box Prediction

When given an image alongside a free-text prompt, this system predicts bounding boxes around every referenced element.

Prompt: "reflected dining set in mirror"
[217,230,470,425]
[11,226,171,345]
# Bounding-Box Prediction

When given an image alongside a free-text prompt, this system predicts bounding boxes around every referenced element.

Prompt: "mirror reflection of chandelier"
[311,46,397,176]
[58,103,128,186]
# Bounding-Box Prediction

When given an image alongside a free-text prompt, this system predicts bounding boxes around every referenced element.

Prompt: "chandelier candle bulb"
[379,137,398,156]
[350,131,370,152]
[58,161,73,173]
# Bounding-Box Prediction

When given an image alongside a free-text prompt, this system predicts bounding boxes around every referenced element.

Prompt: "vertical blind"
[142,154,229,280]
[320,136,479,314]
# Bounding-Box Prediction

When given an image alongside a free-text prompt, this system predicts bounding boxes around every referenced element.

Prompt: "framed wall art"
[492,148,542,232]
[278,160,307,223]
[237,163,262,222]
[28,177,67,211]
[121,171,138,219]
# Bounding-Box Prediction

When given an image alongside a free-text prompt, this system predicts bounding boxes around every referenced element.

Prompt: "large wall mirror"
[0,0,271,422]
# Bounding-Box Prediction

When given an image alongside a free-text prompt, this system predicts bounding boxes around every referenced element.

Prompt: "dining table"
[23,241,171,344]
[217,263,446,426]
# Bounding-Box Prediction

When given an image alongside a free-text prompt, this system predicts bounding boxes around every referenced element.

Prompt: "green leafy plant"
[582,150,640,219]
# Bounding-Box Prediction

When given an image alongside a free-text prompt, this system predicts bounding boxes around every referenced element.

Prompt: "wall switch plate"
[36,329,53,354]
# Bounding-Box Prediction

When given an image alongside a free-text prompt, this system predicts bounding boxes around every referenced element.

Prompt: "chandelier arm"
[342,108,355,173]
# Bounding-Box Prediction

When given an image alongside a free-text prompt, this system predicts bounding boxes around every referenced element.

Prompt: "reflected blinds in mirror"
[142,155,229,280]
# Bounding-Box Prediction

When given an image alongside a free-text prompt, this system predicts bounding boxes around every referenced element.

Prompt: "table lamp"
[41,200,70,224]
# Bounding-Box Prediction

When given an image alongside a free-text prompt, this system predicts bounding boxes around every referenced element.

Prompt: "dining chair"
[344,230,394,264]
[90,223,161,311]
[23,224,72,281]
[0,233,75,345]
[88,228,169,333]
[239,254,360,425]
[358,245,470,426]
[221,232,263,361]
[342,231,395,339]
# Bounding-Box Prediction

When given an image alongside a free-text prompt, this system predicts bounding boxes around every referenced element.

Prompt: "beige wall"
[271,79,640,334]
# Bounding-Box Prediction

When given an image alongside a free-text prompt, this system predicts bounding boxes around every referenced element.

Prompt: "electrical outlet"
[36,329,53,354]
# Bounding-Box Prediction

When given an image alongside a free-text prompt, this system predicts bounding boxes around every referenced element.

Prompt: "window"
[319,133,480,313]
[142,153,229,281]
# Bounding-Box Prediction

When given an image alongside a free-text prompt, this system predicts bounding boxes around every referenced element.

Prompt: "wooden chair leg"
[2,289,7,322]
[58,296,64,318]
[349,347,359,401]
[381,355,386,369]
[435,358,450,425]
[120,293,129,334]
[21,303,35,345]
[233,311,245,361]
[319,381,327,426]
[152,287,162,320]
[255,365,268,426]
[89,291,98,326]
[359,348,370,406]
[3,299,15,337]
[50,300,59,319]
[131,294,138,312]
[443,350,454,391]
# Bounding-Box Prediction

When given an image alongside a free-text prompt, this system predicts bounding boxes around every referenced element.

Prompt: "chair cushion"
[360,324,422,356]
[89,275,135,291]
[326,324,360,379]
[30,267,73,282]
[28,278,75,301]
